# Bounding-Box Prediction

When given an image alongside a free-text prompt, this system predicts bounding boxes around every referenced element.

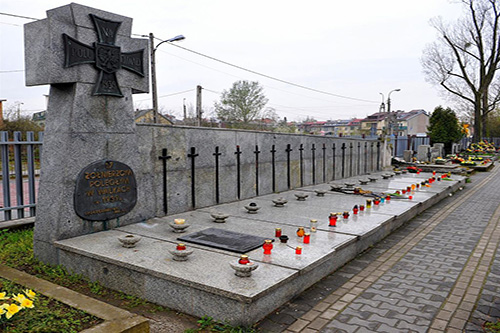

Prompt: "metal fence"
[0,131,43,221]
[392,135,431,158]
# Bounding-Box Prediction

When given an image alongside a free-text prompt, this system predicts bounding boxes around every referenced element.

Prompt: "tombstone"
[25,3,152,264]
[403,150,413,162]
[417,145,431,162]
[433,143,445,158]
[430,147,441,161]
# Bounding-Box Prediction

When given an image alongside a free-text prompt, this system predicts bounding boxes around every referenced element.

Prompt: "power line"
[163,42,379,104]
[0,12,39,21]
[135,89,195,102]
[0,70,24,73]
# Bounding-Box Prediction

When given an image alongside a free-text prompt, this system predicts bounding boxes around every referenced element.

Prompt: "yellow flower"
[0,292,9,300]
[20,298,34,309]
[24,289,36,300]
[0,304,6,315]
[13,293,26,304]
[5,303,20,319]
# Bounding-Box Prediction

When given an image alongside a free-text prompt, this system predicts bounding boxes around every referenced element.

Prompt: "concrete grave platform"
[54,172,466,326]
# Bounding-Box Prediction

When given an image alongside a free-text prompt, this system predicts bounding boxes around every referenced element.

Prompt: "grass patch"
[485,320,500,333]
[0,228,199,331]
[185,315,257,333]
[0,277,101,332]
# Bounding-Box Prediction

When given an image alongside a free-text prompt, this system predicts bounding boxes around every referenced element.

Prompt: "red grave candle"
[176,243,186,251]
[275,228,282,238]
[360,204,365,211]
[329,214,337,227]
[353,205,359,215]
[238,255,250,265]
[343,211,350,219]
[295,246,302,255]
[263,239,273,254]
[296,227,305,237]
[303,233,310,244]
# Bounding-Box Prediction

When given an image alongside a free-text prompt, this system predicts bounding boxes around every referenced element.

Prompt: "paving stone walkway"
[257,165,500,333]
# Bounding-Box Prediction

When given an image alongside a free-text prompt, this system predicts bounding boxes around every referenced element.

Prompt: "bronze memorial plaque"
[74,160,137,221]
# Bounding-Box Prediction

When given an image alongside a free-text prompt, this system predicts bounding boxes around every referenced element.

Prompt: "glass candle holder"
[407,186,411,192]
[310,219,318,232]
[432,171,436,175]
[386,195,391,201]
[411,184,416,190]
[295,246,302,255]
[366,199,372,208]
[416,183,420,188]
[275,228,282,238]
[353,205,359,215]
[238,255,250,265]
[176,243,186,251]
[409,195,413,200]
[174,219,185,225]
[343,211,350,219]
[380,197,385,203]
[360,204,365,211]
[303,233,310,244]
[402,189,406,194]
[329,214,337,227]
[263,239,273,254]
[374,198,380,205]
[296,227,305,237]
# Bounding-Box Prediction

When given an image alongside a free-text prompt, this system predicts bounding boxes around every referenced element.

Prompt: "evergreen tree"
[427,106,463,154]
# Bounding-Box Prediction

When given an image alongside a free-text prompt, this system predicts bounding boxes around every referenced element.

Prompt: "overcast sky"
[0,0,465,121]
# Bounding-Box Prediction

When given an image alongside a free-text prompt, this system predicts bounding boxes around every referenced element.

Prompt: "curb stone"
[0,264,149,333]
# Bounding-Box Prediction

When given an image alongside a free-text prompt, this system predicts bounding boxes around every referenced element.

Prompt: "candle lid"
[275,227,281,230]
[310,219,317,222]
[240,254,249,259]
[296,246,302,250]
[264,239,273,243]
[304,233,310,236]
[177,243,185,247]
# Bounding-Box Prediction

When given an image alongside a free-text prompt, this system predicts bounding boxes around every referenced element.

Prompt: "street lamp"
[379,93,385,112]
[149,33,185,123]
[386,88,401,136]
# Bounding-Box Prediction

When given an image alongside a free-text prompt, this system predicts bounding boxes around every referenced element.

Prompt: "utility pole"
[149,33,158,124]
[183,98,187,121]
[196,85,203,127]
[148,33,185,124]
[0,99,6,128]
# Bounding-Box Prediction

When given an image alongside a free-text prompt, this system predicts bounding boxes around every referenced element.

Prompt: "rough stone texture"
[29,4,152,265]
[25,3,148,93]
[403,150,413,162]
[417,144,431,162]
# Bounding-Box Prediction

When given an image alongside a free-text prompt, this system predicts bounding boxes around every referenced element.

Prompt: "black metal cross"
[332,143,336,181]
[370,142,374,172]
[62,14,145,97]
[322,143,326,183]
[357,142,361,175]
[158,148,171,214]
[187,147,199,209]
[311,144,316,184]
[254,145,261,196]
[349,142,353,177]
[364,142,368,174]
[285,144,293,189]
[299,144,304,187]
[270,145,277,192]
[341,143,346,179]
[235,145,242,199]
[376,141,381,171]
[213,146,222,204]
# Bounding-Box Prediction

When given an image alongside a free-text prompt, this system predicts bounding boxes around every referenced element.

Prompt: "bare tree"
[422,0,500,142]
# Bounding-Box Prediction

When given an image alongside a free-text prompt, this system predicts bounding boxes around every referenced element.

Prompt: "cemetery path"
[257,165,500,332]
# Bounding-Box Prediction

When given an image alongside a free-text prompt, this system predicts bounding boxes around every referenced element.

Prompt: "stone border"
[0,264,149,333]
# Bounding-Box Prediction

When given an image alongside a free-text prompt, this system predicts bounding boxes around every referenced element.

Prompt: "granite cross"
[62,14,145,97]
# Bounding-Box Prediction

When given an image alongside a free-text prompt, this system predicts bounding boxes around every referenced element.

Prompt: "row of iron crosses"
[158,141,382,214]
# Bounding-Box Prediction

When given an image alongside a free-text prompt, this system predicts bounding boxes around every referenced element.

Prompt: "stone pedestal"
[25,3,152,264]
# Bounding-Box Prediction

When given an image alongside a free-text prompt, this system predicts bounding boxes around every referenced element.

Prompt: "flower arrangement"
[0,289,36,320]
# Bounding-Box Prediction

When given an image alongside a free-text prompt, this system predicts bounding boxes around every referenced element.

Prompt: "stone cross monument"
[25,3,154,264]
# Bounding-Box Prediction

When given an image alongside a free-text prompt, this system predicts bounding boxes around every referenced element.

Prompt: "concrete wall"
[137,124,389,217]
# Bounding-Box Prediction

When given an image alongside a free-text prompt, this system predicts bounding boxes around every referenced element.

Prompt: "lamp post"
[379,93,385,113]
[386,89,400,136]
[149,33,185,123]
